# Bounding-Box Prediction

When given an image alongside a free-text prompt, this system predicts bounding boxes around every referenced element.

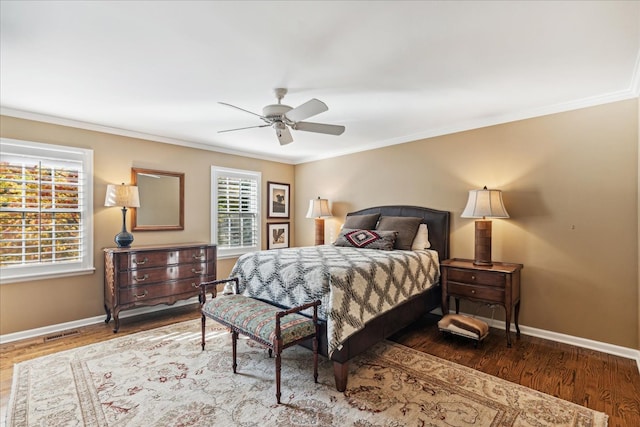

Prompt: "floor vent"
[44,330,80,342]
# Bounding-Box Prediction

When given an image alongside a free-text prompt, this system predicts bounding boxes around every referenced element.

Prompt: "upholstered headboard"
[347,205,450,262]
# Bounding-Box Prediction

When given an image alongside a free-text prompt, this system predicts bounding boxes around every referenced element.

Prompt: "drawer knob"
[133,257,148,265]
[134,290,148,299]
[133,274,149,282]
[471,289,476,294]
[191,268,203,274]
[471,275,476,280]
[193,254,205,260]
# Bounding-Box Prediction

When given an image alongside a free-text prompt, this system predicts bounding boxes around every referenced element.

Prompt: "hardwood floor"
[2,306,639,426]
[390,314,640,427]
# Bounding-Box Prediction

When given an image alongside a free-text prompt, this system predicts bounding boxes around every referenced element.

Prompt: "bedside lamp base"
[314,218,325,245]
[473,220,493,266]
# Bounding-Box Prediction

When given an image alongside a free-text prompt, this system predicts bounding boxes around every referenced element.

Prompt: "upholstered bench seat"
[203,295,317,347]
[200,278,320,404]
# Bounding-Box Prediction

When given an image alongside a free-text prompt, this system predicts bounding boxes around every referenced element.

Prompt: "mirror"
[131,168,184,231]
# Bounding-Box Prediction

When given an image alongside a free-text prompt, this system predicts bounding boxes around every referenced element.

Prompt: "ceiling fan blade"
[285,98,328,122]
[218,102,264,118]
[276,125,294,145]
[293,121,345,136]
[218,124,270,133]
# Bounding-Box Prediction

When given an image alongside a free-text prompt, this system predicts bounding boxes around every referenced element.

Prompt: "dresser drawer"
[447,268,505,287]
[447,282,504,303]
[117,247,213,270]
[119,278,207,304]
[118,262,212,286]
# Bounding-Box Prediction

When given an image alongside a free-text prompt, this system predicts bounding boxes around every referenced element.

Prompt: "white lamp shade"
[306,197,332,218]
[105,184,140,208]
[461,187,509,219]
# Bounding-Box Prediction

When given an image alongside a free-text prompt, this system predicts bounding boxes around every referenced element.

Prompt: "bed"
[230,205,450,391]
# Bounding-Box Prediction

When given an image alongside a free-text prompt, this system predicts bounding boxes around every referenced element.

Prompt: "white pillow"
[411,223,431,250]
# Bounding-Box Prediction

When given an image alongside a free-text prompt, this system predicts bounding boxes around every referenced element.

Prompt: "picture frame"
[267,181,290,219]
[267,222,289,250]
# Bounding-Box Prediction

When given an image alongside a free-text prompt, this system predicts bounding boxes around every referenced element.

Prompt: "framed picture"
[267,222,289,249]
[267,181,290,219]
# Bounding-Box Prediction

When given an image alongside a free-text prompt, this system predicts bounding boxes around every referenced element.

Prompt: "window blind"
[211,167,261,257]
[0,139,93,282]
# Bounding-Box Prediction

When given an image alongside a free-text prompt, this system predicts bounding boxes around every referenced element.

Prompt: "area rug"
[6,320,608,427]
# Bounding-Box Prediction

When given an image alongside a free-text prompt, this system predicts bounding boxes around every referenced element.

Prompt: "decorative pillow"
[376,216,422,250]
[343,213,380,230]
[411,223,431,250]
[334,228,397,251]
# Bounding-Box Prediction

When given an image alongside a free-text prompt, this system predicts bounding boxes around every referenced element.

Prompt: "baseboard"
[435,308,640,374]
[3,303,640,374]
[0,297,200,344]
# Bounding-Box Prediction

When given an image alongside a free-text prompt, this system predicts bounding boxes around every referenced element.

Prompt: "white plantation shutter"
[211,167,261,257]
[0,138,94,283]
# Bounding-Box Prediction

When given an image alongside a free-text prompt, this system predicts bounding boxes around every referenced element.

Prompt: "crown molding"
[295,88,640,164]
[630,49,640,97]
[3,83,638,167]
[0,108,295,165]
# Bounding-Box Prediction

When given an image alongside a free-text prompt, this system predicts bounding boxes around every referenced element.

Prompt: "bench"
[199,278,321,404]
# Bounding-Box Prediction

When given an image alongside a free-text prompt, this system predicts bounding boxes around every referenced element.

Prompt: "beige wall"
[2,100,638,350]
[295,100,639,349]
[0,115,294,335]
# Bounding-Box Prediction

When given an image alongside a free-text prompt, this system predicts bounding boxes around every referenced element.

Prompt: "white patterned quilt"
[230,245,440,356]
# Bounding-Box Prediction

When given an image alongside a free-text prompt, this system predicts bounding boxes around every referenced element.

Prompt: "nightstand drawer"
[447,268,505,287]
[447,282,504,302]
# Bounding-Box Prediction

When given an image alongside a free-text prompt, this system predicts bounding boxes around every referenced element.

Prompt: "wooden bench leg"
[232,330,238,374]
[275,344,282,404]
[201,314,206,351]
[313,335,319,383]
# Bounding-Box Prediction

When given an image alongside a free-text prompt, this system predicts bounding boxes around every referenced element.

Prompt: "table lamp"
[305,197,332,245]
[461,186,509,266]
[105,183,140,248]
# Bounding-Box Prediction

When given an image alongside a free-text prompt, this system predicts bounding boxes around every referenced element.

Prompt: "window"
[0,138,94,283]
[211,166,261,258]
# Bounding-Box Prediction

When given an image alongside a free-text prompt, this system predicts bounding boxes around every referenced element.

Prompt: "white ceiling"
[1,1,639,164]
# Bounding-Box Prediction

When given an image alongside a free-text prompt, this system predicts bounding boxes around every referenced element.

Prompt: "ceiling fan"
[218,88,345,145]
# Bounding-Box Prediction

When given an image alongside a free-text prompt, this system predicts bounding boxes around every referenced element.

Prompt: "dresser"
[104,243,217,332]
[441,258,523,347]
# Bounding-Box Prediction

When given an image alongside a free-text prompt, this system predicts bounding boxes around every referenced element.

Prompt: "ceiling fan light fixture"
[218,89,345,145]
[262,104,292,118]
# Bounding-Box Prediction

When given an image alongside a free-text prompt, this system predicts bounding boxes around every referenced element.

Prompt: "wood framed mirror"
[131,168,184,231]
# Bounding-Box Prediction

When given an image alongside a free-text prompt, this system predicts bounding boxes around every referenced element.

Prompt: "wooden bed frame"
[302,205,450,391]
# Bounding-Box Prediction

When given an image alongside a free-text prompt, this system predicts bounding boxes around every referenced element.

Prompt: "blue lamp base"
[114,230,134,248]
[114,207,134,248]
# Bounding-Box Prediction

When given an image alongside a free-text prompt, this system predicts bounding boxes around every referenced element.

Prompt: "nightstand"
[441,258,523,347]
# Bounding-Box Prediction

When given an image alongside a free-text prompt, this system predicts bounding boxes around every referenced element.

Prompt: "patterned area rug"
[6,320,607,426]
